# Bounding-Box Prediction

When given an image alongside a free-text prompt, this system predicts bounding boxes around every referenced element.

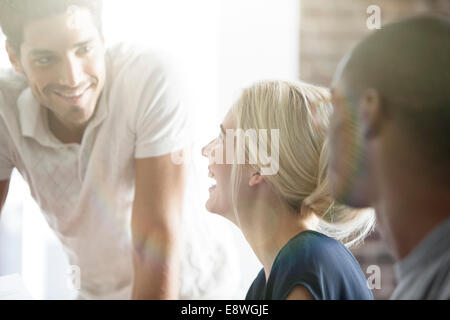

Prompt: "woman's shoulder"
[275,230,364,275]
[267,230,373,300]
[278,230,351,263]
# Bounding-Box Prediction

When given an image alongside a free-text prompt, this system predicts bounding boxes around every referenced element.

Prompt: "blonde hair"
[230,80,375,248]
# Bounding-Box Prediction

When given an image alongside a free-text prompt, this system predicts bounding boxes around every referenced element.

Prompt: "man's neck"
[374,128,450,261]
[47,110,87,145]
[375,170,450,261]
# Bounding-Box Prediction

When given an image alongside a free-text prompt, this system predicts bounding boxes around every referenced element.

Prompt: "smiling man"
[0,0,232,299]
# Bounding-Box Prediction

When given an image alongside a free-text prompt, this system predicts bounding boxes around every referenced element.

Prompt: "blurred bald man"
[328,15,450,299]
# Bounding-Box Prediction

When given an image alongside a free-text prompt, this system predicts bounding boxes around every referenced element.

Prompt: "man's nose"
[58,57,83,87]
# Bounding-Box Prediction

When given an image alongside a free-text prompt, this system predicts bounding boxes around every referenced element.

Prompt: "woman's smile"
[208,167,217,192]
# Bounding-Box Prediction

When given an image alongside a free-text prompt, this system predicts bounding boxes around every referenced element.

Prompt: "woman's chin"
[205,185,217,211]
[205,196,226,217]
[205,199,220,214]
[205,187,233,221]
[205,200,235,223]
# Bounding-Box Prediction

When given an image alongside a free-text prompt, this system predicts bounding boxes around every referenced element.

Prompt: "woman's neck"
[240,200,316,282]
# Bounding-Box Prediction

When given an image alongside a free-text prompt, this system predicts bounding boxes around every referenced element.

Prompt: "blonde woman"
[201,80,375,300]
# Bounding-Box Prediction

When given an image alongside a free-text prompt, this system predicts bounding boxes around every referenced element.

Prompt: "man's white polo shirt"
[0,44,237,299]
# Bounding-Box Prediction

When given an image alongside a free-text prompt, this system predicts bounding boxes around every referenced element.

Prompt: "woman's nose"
[201,139,215,158]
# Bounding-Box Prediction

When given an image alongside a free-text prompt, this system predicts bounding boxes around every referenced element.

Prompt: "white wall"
[217,0,300,294]
[0,0,300,299]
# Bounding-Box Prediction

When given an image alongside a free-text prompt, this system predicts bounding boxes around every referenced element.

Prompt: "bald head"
[341,15,450,165]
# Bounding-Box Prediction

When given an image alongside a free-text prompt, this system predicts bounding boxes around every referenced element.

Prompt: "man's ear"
[5,42,25,75]
[359,88,383,139]
[249,172,264,187]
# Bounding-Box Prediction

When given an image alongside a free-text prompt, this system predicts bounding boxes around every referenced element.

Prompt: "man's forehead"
[21,7,97,51]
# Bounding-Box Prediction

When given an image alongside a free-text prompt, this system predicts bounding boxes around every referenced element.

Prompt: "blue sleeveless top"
[245,230,373,300]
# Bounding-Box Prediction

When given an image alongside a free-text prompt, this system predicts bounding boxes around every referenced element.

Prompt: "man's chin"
[48,106,94,129]
[65,107,91,122]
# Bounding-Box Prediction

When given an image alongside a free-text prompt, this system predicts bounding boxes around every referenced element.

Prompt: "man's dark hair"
[343,14,450,165]
[0,0,103,53]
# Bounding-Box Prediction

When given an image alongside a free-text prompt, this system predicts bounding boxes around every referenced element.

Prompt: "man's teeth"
[56,87,88,98]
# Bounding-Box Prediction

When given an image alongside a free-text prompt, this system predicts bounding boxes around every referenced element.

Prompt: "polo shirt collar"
[17,87,58,148]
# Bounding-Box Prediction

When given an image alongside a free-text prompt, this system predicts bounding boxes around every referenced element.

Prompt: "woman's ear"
[5,42,25,75]
[249,172,264,187]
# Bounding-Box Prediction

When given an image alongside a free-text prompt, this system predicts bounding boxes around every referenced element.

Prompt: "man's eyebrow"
[29,39,94,56]
[73,39,94,48]
[29,49,55,56]
[220,124,226,135]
